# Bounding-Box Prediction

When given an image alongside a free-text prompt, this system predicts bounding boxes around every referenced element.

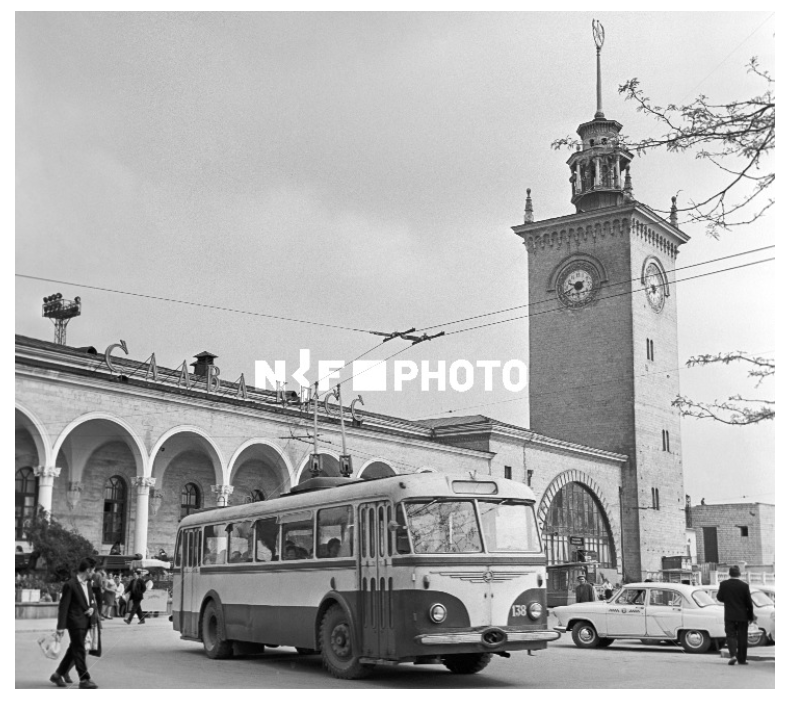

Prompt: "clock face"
[644,262,666,312]
[557,261,600,309]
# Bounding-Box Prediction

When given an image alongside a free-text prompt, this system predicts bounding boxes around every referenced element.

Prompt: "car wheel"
[597,638,615,647]
[747,629,767,647]
[680,629,711,654]
[319,605,372,680]
[201,602,234,660]
[441,653,493,674]
[571,621,601,648]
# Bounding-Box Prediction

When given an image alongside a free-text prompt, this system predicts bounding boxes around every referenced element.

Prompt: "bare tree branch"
[616,58,774,238]
[674,352,775,425]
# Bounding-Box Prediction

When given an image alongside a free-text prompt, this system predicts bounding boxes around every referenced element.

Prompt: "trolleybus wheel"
[441,653,492,674]
[571,621,601,648]
[201,602,234,660]
[319,605,372,680]
[680,629,711,654]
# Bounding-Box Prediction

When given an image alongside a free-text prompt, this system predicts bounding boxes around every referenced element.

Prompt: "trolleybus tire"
[571,621,601,648]
[319,605,372,680]
[201,602,234,660]
[441,653,492,674]
[679,629,711,654]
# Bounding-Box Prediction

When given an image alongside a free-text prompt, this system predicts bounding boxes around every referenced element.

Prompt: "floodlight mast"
[41,293,81,345]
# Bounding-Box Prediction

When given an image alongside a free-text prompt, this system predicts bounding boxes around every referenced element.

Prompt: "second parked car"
[552,582,726,653]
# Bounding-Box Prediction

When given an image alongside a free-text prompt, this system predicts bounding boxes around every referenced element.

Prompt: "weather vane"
[592,19,605,51]
[592,19,605,119]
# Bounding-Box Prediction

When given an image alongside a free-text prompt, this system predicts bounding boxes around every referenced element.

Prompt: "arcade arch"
[228,440,292,505]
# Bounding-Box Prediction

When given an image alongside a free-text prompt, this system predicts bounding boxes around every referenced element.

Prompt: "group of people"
[574,575,616,603]
[49,560,151,689]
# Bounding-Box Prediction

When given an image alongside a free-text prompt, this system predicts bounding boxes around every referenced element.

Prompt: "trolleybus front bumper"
[416,628,560,647]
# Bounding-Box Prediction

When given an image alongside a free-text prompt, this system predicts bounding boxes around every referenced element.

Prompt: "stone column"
[132,477,157,556]
[34,466,61,516]
[211,485,234,508]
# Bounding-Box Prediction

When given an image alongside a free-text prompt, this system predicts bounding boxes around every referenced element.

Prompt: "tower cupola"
[566,20,634,213]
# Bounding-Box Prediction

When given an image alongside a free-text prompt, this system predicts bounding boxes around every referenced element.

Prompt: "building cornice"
[511,201,690,260]
[430,420,627,464]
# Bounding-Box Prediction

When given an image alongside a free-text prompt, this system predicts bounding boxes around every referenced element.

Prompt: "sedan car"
[552,582,725,653]
[697,584,775,646]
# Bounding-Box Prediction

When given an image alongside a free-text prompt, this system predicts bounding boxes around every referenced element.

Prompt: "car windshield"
[477,500,541,552]
[751,590,774,608]
[404,500,482,554]
[692,590,717,607]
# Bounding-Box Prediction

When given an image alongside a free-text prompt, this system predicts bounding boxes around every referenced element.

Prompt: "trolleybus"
[171,472,559,679]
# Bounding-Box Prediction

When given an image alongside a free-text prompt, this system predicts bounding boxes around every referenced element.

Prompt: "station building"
[16,37,691,588]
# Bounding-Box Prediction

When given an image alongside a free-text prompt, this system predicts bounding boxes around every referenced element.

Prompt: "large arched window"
[543,482,615,567]
[102,476,127,545]
[15,467,38,540]
[180,483,201,520]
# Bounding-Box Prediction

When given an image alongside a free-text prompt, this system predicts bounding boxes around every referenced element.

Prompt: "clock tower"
[512,21,690,580]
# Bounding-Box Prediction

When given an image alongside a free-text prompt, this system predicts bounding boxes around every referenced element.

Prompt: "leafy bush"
[25,507,97,582]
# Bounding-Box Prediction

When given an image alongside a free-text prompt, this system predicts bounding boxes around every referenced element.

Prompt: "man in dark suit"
[575,575,595,603]
[50,557,99,689]
[124,570,147,624]
[717,565,755,666]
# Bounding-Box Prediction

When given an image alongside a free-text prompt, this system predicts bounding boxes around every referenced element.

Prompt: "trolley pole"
[336,384,353,477]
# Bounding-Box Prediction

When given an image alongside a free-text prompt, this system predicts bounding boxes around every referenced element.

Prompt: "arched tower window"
[15,467,39,540]
[102,476,127,545]
[543,482,615,567]
[180,483,201,520]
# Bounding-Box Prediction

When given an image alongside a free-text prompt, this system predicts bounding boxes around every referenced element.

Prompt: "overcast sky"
[15,11,775,507]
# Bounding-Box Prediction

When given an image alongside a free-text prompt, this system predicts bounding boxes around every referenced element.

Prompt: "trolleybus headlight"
[527,602,543,620]
[429,603,447,623]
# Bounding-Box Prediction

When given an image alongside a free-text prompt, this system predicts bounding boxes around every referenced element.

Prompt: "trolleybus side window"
[281,510,314,560]
[316,505,354,558]
[203,523,227,565]
[228,521,253,563]
[478,500,542,552]
[174,531,183,567]
[404,500,482,554]
[392,504,411,554]
[254,518,279,562]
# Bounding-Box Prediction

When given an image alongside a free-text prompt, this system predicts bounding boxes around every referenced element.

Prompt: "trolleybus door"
[359,501,395,658]
[179,528,201,637]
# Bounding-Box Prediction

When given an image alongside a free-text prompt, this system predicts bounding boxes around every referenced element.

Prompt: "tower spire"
[592,19,605,119]
[564,20,634,214]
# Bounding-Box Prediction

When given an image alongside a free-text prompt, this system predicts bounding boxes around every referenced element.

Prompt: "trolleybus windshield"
[403,498,541,554]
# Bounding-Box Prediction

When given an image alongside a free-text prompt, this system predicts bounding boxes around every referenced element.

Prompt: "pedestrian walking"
[92,570,104,619]
[575,575,595,603]
[101,573,117,619]
[717,565,755,666]
[125,570,146,624]
[114,575,125,617]
[49,557,99,689]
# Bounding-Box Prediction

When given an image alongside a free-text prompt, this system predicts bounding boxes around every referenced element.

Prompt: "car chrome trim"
[416,630,560,645]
